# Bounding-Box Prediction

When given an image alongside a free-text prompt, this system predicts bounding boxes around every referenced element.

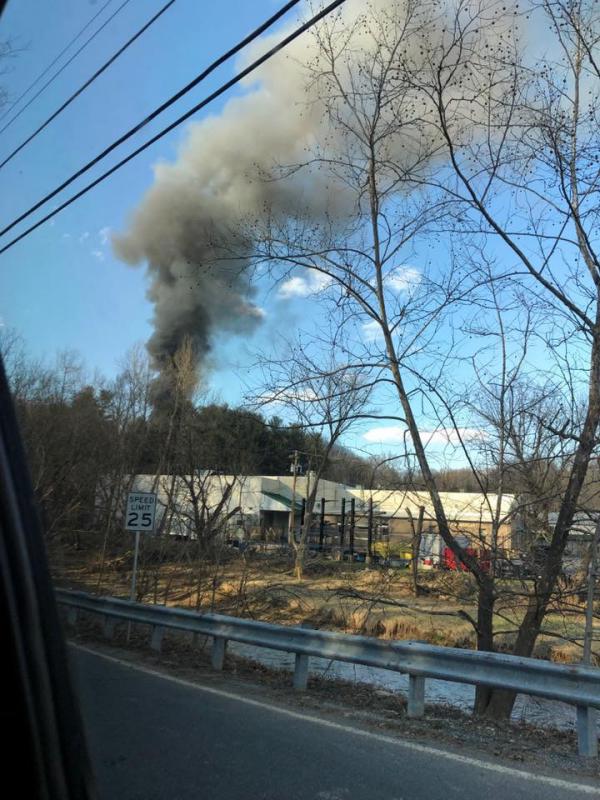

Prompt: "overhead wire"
[0,0,308,242]
[0,0,134,138]
[0,0,177,171]
[0,0,116,123]
[0,0,348,257]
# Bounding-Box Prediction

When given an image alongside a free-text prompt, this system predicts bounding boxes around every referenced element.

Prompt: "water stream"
[227,640,596,733]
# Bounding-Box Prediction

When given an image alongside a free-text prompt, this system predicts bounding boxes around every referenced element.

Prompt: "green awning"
[262,490,303,511]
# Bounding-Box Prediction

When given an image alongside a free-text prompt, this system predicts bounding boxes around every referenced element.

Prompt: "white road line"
[71,642,600,795]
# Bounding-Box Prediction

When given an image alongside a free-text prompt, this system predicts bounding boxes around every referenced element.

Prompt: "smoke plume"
[113,0,515,404]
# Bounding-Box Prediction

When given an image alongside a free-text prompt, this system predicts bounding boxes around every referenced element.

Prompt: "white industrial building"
[113,473,517,559]
[125,473,356,539]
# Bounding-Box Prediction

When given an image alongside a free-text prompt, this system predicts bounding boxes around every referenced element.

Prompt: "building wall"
[323,511,513,552]
[384,518,513,550]
[120,474,517,550]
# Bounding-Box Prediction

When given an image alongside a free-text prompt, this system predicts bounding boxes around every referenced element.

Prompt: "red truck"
[443,546,491,572]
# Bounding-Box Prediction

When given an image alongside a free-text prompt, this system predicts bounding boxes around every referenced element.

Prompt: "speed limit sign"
[125,491,156,531]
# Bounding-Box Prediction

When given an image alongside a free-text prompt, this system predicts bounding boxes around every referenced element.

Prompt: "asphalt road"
[70,645,599,800]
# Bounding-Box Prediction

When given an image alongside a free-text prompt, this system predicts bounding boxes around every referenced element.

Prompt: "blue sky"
[0,0,567,469]
[0,0,297,393]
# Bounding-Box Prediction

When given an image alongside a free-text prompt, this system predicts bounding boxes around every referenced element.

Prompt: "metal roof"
[347,489,516,523]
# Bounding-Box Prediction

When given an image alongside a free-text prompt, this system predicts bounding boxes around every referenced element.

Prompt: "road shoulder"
[66,625,600,788]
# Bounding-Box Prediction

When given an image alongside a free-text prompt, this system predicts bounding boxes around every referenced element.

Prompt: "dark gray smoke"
[112,1,338,404]
[113,169,265,407]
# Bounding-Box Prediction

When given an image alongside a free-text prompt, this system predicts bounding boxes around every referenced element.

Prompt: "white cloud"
[259,387,318,405]
[361,320,383,341]
[363,426,407,444]
[363,426,485,446]
[91,249,105,262]
[423,428,485,445]
[277,270,332,299]
[277,267,420,302]
[386,266,421,294]
[79,231,90,243]
[278,277,308,298]
[99,226,111,246]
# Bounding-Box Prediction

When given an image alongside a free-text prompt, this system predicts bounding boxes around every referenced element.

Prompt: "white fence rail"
[57,588,600,758]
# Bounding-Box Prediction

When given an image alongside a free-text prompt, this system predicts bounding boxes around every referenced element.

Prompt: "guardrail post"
[103,616,116,640]
[66,607,78,628]
[211,636,227,670]
[407,674,425,718]
[293,653,309,690]
[150,625,164,653]
[577,706,598,758]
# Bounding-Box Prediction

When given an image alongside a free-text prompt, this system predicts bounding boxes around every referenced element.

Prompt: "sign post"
[125,492,157,621]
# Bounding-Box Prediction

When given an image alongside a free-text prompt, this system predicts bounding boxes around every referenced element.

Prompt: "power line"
[0,0,134,138]
[0,0,304,240]
[0,0,116,124]
[0,0,176,171]
[0,0,348,257]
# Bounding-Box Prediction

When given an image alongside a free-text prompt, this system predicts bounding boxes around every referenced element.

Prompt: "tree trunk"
[294,489,318,579]
[473,580,496,715]
[408,506,424,598]
[481,325,600,719]
[294,489,320,579]
[293,440,338,579]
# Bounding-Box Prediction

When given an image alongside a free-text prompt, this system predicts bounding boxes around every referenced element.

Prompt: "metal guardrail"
[57,588,600,758]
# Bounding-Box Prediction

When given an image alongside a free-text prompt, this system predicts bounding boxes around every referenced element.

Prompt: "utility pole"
[288,450,299,547]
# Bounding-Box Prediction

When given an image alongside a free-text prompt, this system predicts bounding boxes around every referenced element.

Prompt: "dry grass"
[49,536,597,664]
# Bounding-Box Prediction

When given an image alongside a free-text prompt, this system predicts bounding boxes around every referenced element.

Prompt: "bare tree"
[236,0,600,718]
[404,0,600,716]
[253,335,371,578]
[94,344,154,593]
[246,1,498,657]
